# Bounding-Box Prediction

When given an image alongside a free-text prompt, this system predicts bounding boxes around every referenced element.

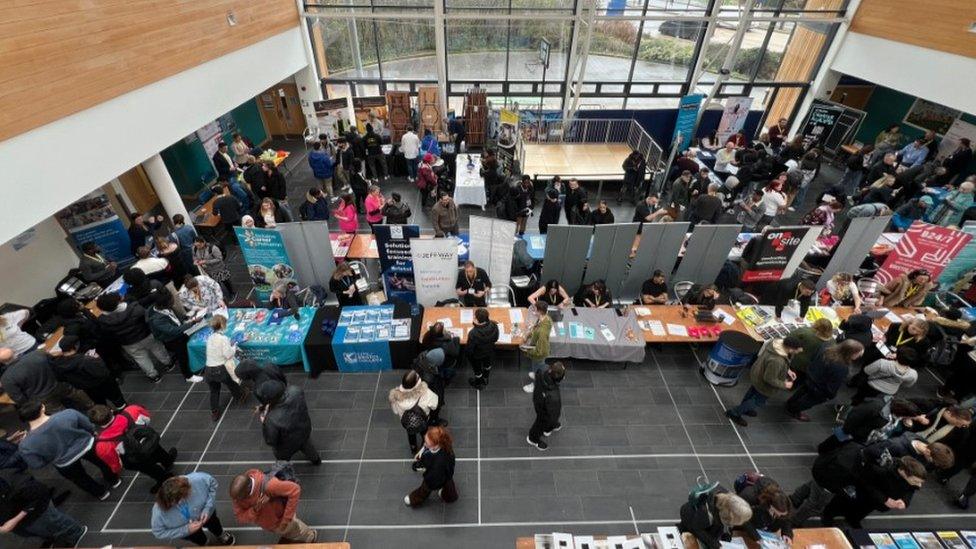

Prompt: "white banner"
[410,238,460,306]
[716,96,754,144]
[468,215,516,286]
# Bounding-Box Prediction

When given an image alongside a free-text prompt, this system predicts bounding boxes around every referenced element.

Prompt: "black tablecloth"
[390,301,422,369]
[303,303,422,374]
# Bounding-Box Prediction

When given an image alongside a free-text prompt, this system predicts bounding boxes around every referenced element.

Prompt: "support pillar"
[141,154,191,222]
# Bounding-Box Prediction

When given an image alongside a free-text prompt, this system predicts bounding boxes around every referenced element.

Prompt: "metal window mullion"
[623,0,650,110]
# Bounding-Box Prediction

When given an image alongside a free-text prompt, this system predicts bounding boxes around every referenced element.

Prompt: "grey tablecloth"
[548,308,646,363]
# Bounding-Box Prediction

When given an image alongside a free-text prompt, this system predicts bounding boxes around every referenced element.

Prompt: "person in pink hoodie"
[364,185,385,227]
[334,193,359,233]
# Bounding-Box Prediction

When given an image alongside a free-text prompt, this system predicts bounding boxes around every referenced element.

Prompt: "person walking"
[298,187,331,222]
[526,362,566,451]
[230,468,317,542]
[0,474,87,547]
[203,316,247,421]
[521,301,553,393]
[467,308,500,390]
[48,335,127,409]
[431,193,460,237]
[151,473,234,546]
[255,380,321,465]
[307,142,334,196]
[785,340,864,422]
[89,404,177,494]
[405,426,458,508]
[725,336,802,426]
[17,401,119,500]
[389,370,439,454]
[96,292,173,382]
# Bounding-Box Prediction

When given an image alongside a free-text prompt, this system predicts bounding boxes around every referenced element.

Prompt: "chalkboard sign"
[799,101,845,149]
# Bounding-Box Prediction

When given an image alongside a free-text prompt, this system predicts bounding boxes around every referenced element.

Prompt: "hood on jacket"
[389,381,430,407]
[840,314,873,334]
[235,360,262,382]
[256,380,286,404]
[771,339,788,357]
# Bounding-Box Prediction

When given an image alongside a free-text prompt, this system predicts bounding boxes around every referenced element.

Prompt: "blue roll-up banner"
[332,305,395,372]
[374,224,421,303]
[234,227,297,300]
[54,190,133,263]
[673,94,704,151]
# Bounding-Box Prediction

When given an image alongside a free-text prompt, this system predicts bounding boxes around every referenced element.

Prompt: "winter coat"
[382,201,412,224]
[539,199,562,233]
[146,306,194,344]
[785,326,827,374]
[431,200,460,237]
[232,469,301,532]
[533,369,562,427]
[18,409,96,469]
[308,149,334,179]
[748,339,792,397]
[805,348,849,399]
[467,320,500,360]
[49,353,112,391]
[262,385,313,458]
[0,351,58,405]
[388,381,439,417]
[93,404,152,474]
[842,399,899,444]
[679,486,732,549]
[881,274,935,308]
[299,192,330,221]
[97,303,151,346]
[235,360,286,395]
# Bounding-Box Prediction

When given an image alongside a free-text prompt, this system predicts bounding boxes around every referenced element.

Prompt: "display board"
[799,99,864,154]
[274,221,337,291]
[410,238,459,306]
[54,190,133,263]
[716,97,753,144]
[313,98,351,143]
[673,94,704,150]
[417,85,443,134]
[375,224,421,303]
[468,215,516,286]
[816,216,891,289]
[332,305,399,372]
[234,227,296,300]
[385,90,411,143]
[542,224,593,295]
[938,119,976,159]
[352,96,388,137]
[619,222,690,301]
[583,223,640,295]
[875,221,972,284]
[741,226,820,282]
[672,224,742,286]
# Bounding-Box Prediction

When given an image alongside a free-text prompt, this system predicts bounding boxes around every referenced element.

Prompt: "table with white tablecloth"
[453,153,487,208]
[548,308,646,363]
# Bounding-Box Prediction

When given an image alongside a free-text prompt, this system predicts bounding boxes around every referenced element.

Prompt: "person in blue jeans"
[0,474,86,547]
[725,336,803,427]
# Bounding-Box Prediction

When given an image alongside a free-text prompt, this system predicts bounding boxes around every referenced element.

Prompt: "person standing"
[782,318,833,381]
[49,335,127,408]
[401,126,421,182]
[942,138,973,184]
[620,151,646,202]
[405,426,458,507]
[382,192,412,224]
[417,154,438,208]
[679,485,753,549]
[212,183,243,246]
[467,308,499,390]
[307,142,334,196]
[203,316,246,421]
[0,347,93,412]
[146,291,202,382]
[389,370,439,454]
[365,185,385,228]
[334,193,359,234]
[363,123,388,181]
[526,362,565,451]
[17,402,119,500]
[230,468,316,542]
[329,263,364,307]
[785,340,863,422]
[256,380,321,465]
[262,162,292,220]
[758,177,788,229]
[725,336,802,427]
[514,176,535,236]
[768,118,788,150]
[521,301,553,394]
[849,347,919,406]
[538,188,561,234]
[89,404,177,494]
[151,473,234,546]
[0,474,87,547]
[563,179,587,223]
[687,183,724,228]
[298,187,331,222]
[590,200,615,225]
[96,292,174,382]
[431,193,460,237]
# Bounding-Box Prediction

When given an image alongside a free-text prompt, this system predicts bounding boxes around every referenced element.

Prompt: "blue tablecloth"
[187,307,315,372]
[331,305,405,372]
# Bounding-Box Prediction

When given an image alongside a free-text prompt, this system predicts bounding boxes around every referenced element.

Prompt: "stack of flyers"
[344,326,361,343]
[913,533,943,549]
[391,319,411,340]
[338,310,354,326]
[891,533,921,549]
[938,532,968,549]
[869,534,898,549]
[376,325,391,340]
[379,308,394,322]
[959,532,976,548]
[360,325,376,342]
[757,530,788,549]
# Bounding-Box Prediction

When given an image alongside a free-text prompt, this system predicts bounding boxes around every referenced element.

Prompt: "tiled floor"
[6,344,975,549]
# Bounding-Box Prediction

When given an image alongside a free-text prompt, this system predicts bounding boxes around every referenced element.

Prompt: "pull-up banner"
[741,226,819,282]
[410,239,459,306]
[374,224,421,303]
[876,221,972,284]
[799,102,845,148]
[234,227,296,300]
[673,94,704,151]
[469,216,516,286]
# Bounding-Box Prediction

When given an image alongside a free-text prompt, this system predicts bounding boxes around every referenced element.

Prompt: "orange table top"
[348,234,379,259]
[192,152,290,228]
[422,307,527,347]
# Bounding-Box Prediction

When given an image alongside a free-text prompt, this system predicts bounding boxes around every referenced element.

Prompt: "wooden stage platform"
[522,142,631,179]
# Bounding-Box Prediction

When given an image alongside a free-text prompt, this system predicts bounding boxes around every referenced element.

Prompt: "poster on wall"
[54,190,133,263]
[937,119,976,160]
[352,96,389,137]
[314,99,351,144]
[410,238,460,306]
[468,216,516,286]
[375,224,421,303]
[876,221,972,285]
[741,226,819,282]
[672,94,704,151]
[799,102,845,148]
[498,109,519,149]
[716,97,753,144]
[904,98,961,136]
[234,227,297,300]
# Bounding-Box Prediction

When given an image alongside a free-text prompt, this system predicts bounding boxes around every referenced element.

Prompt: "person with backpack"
[49,335,127,409]
[89,404,176,494]
[724,336,802,427]
[389,370,439,455]
[405,425,458,508]
[467,308,500,390]
[298,187,330,222]
[678,483,753,549]
[229,467,316,542]
[527,362,565,451]
[254,380,320,465]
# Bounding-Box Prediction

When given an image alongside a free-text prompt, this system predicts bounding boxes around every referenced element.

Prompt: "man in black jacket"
[0,348,92,412]
[563,179,587,224]
[755,278,815,320]
[95,293,172,382]
[0,474,85,547]
[259,162,292,220]
[256,380,321,465]
[212,142,238,180]
[820,456,926,528]
[49,336,126,409]
[467,308,499,390]
[527,362,565,451]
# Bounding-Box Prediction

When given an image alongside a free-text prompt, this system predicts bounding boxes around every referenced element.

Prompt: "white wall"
[831,32,976,115]
[0,218,78,306]
[0,26,308,246]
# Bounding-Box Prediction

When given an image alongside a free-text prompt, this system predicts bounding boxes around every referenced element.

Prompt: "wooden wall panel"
[0,0,300,142]
[850,0,976,59]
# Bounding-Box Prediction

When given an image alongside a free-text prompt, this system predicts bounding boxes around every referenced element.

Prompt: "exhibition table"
[516,527,851,549]
[304,304,421,372]
[422,306,527,347]
[187,307,315,372]
[633,304,754,343]
[454,153,487,208]
[331,232,354,259]
[82,544,350,549]
[548,307,646,363]
[191,151,290,228]
[345,233,470,262]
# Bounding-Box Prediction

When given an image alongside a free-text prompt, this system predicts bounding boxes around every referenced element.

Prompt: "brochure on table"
[331,305,406,372]
[187,307,315,372]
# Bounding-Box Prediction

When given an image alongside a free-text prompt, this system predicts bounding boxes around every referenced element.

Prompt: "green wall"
[161,99,268,196]
[855,86,976,145]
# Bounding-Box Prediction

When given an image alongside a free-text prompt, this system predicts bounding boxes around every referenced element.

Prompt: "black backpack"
[99,410,160,465]
[261,462,299,492]
[401,397,429,435]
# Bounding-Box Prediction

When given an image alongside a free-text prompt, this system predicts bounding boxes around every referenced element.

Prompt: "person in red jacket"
[88,404,177,493]
[229,469,316,542]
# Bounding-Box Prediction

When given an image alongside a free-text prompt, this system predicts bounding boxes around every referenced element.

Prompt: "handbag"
[401,397,429,435]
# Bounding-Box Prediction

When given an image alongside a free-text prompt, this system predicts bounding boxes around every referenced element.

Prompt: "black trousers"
[84,379,127,408]
[529,410,559,443]
[56,448,118,497]
[470,356,492,384]
[163,336,192,379]
[205,368,243,413]
[273,438,321,464]
[183,510,224,546]
[784,384,830,415]
[850,383,881,406]
[820,492,875,528]
[126,445,176,485]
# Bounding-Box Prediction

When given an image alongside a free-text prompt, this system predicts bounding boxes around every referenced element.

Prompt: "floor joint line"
[477,388,482,525]
[650,350,709,480]
[195,398,233,473]
[343,371,382,543]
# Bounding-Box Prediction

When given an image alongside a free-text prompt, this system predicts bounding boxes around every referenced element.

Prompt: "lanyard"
[904,284,920,299]
[178,502,191,521]
[895,329,913,347]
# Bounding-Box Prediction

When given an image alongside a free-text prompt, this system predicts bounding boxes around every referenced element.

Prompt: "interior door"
[258,84,307,137]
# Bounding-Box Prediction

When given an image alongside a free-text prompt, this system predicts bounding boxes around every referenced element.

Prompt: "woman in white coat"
[204,316,246,421]
[389,370,439,455]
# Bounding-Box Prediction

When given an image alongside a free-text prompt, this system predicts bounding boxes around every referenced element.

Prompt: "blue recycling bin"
[704,331,762,386]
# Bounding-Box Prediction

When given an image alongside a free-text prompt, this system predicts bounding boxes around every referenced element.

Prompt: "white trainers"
[528,372,536,380]
[404,495,411,506]
[187,375,204,383]
[544,423,562,436]
[522,383,535,393]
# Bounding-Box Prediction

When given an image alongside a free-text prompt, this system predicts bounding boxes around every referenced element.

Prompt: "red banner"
[742,227,814,282]
[876,221,972,284]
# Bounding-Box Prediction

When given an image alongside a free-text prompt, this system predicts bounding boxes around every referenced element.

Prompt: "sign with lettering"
[374,224,421,302]
[410,238,460,305]
[799,102,845,148]
[742,226,819,282]
[876,221,972,284]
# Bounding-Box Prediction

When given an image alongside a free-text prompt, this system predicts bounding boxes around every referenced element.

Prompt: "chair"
[673,281,695,304]
[487,285,515,308]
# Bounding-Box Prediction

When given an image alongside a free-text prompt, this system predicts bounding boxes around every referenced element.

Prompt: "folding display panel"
[542,224,593,295]
[671,224,742,287]
[583,223,640,297]
[276,221,337,291]
[816,216,891,290]
[619,222,690,302]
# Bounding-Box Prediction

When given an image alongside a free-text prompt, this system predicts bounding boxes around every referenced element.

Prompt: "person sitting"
[880,269,935,308]
[78,241,117,287]
[686,284,720,308]
[823,272,862,312]
[529,279,571,309]
[0,308,36,359]
[178,274,226,318]
[640,270,669,305]
[132,246,169,277]
[679,484,753,549]
[581,280,612,308]
[329,263,363,307]
[455,261,491,307]
[212,141,239,180]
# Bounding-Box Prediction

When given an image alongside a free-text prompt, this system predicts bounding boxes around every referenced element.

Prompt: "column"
[294,66,324,137]
[141,153,191,222]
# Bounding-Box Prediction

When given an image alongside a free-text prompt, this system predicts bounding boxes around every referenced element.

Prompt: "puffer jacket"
[388,381,438,417]
[382,201,412,224]
[97,303,151,345]
[467,320,499,360]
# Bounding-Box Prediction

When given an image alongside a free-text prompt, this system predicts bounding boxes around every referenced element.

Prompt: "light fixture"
[227,11,237,26]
